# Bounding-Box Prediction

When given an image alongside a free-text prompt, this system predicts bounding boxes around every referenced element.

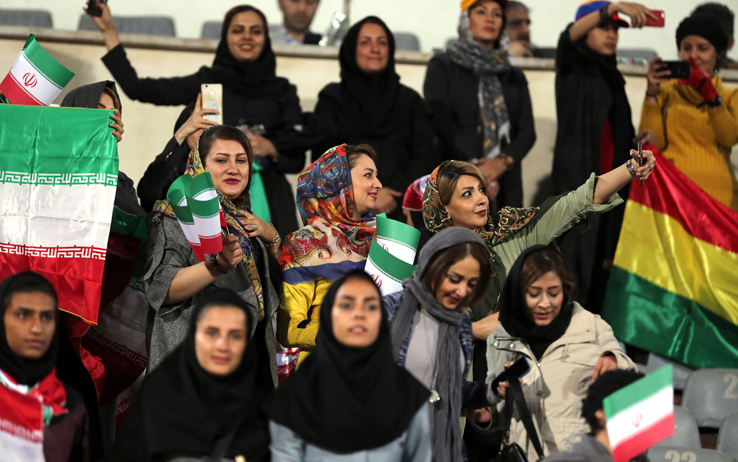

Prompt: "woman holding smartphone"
[88,3,311,237]
[641,13,738,210]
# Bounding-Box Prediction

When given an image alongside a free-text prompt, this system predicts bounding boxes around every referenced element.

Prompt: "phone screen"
[662,61,691,80]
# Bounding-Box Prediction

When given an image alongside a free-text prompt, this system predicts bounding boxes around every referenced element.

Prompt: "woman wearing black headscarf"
[89,3,313,237]
[474,245,634,457]
[311,16,440,221]
[266,270,431,461]
[0,272,89,462]
[108,290,270,462]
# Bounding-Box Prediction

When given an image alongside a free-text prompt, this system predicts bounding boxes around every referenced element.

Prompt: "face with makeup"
[433,255,481,310]
[468,0,504,47]
[680,35,719,75]
[350,154,382,218]
[227,11,266,62]
[586,21,619,56]
[445,175,489,230]
[203,139,251,203]
[331,277,382,348]
[523,271,564,326]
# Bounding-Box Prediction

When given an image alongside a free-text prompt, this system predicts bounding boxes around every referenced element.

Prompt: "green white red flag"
[0,34,75,106]
[605,366,675,462]
[166,173,223,260]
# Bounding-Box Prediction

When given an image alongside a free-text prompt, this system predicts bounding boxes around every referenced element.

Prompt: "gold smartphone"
[201,83,223,125]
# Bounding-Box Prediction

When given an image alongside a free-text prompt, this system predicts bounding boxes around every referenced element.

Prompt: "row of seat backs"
[654,405,738,459]
[648,447,736,462]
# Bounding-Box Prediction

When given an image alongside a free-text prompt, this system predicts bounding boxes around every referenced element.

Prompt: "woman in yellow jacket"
[641,13,738,210]
[277,144,382,365]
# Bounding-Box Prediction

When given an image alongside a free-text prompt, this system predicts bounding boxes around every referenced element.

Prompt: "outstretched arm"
[593,149,655,204]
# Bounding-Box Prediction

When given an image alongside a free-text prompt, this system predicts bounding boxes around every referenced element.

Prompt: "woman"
[108,290,270,462]
[383,227,493,462]
[145,125,281,387]
[89,3,311,236]
[277,144,380,366]
[642,13,738,210]
[476,246,635,457]
[552,0,654,305]
[423,0,535,209]
[0,272,89,462]
[311,17,439,220]
[266,270,431,461]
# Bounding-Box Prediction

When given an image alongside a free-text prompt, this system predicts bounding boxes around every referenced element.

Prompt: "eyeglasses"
[508,18,531,27]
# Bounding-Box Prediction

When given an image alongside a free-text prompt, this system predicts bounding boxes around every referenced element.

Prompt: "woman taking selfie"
[473,246,634,457]
[424,0,535,209]
[267,270,431,461]
[108,290,270,462]
[145,126,280,387]
[278,144,379,366]
[641,13,738,210]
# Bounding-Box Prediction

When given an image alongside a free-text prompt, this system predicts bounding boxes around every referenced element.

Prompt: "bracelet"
[625,159,638,178]
[209,253,229,274]
[266,223,281,248]
[499,154,514,171]
[599,5,611,23]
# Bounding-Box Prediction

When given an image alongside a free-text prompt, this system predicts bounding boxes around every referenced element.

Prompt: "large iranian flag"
[0,34,75,106]
[0,104,118,323]
[604,366,674,462]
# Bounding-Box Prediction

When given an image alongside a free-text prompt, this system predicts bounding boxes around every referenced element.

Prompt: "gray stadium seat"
[654,406,701,448]
[647,353,694,390]
[0,9,52,28]
[394,32,421,51]
[683,369,738,428]
[617,47,658,65]
[78,14,175,37]
[201,21,222,40]
[717,411,738,458]
[648,447,734,462]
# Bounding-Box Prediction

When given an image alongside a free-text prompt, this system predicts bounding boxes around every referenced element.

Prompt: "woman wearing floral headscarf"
[424,0,535,210]
[277,144,381,366]
[145,126,280,387]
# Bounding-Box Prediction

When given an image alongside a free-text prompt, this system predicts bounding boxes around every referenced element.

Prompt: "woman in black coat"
[424,0,535,210]
[311,16,440,221]
[88,3,313,237]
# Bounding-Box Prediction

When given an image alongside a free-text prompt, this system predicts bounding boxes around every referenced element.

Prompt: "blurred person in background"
[692,2,738,70]
[270,0,322,45]
[424,0,536,212]
[506,1,536,58]
[641,13,738,210]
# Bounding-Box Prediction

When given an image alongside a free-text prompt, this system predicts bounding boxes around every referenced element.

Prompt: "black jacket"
[423,52,536,208]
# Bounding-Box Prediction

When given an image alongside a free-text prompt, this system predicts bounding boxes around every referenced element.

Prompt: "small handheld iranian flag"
[605,366,675,462]
[0,34,75,106]
[364,213,420,295]
[166,173,223,261]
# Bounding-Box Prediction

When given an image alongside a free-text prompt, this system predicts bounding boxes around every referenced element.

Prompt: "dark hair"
[198,125,253,166]
[196,300,250,332]
[345,144,377,169]
[693,2,734,36]
[223,5,268,37]
[422,242,492,308]
[518,247,574,304]
[582,369,645,433]
[507,1,528,12]
[2,272,58,313]
[323,269,384,318]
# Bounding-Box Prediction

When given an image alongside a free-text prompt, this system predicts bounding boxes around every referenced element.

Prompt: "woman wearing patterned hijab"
[145,126,281,388]
[277,144,381,366]
[424,0,535,211]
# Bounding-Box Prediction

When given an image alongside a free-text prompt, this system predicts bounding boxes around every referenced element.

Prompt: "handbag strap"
[507,379,545,461]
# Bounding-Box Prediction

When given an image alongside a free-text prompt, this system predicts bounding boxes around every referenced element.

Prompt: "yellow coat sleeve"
[639,89,668,151]
[707,89,738,148]
[276,278,330,352]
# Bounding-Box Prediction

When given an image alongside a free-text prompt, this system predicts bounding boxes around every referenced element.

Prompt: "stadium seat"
[648,446,733,462]
[654,406,701,448]
[78,14,175,37]
[394,32,421,51]
[647,353,694,390]
[683,369,738,428]
[717,411,738,458]
[0,9,52,28]
[617,47,658,65]
[201,21,222,40]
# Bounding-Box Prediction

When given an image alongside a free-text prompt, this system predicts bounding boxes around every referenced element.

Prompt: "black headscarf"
[498,245,574,360]
[265,270,429,453]
[61,80,122,113]
[211,5,291,99]
[108,290,270,462]
[333,16,402,136]
[0,272,60,386]
[677,14,729,54]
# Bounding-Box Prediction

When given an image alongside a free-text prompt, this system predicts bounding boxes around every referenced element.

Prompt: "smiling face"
[445,175,489,230]
[203,139,250,203]
[680,35,719,75]
[433,255,481,310]
[586,22,619,56]
[350,154,382,218]
[523,271,564,327]
[4,292,56,360]
[227,11,266,62]
[331,277,382,348]
[355,23,390,74]
[468,0,504,46]
[194,305,248,377]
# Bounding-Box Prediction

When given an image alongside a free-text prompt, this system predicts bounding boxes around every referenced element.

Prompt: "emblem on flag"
[22,72,37,88]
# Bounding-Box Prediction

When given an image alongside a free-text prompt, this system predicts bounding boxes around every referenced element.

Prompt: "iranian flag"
[0,384,45,462]
[604,366,675,462]
[0,34,75,106]
[0,103,118,324]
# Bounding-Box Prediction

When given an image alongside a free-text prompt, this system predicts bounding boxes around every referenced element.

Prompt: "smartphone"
[661,61,691,80]
[645,9,665,28]
[490,357,531,396]
[86,0,108,18]
[201,83,223,125]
